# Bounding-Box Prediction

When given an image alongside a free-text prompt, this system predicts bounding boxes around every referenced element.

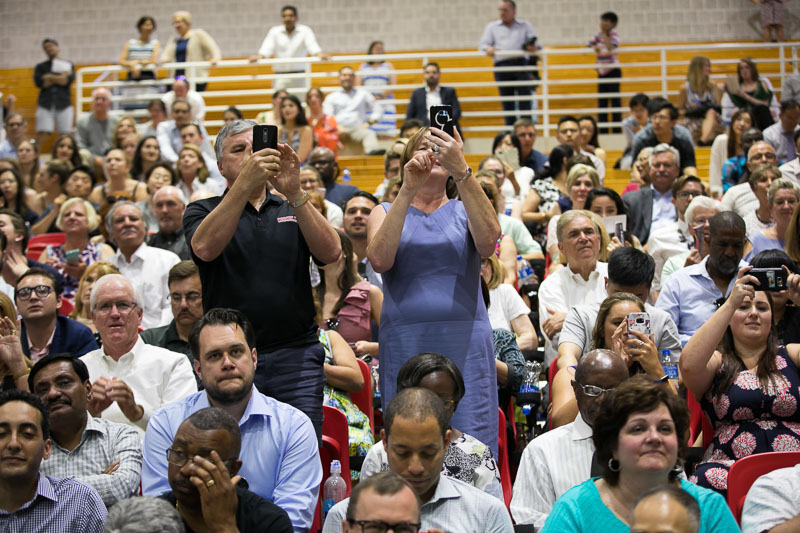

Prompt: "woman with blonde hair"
[113,115,139,150]
[545,164,601,260]
[481,253,537,351]
[678,56,723,145]
[161,10,221,91]
[70,261,121,331]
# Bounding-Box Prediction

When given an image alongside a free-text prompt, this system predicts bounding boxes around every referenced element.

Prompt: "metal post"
[660,49,667,98]
[541,50,549,138]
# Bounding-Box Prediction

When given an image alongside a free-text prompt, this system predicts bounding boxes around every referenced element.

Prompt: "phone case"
[252,125,278,152]
[429,105,455,136]
[626,312,651,340]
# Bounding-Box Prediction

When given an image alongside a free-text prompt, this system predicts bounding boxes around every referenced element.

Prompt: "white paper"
[601,214,627,237]
[51,59,71,74]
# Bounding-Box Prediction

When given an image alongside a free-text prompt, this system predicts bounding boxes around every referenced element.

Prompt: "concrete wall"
[1,0,797,69]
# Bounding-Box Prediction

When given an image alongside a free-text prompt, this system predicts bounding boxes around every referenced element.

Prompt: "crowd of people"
[2,1,800,532]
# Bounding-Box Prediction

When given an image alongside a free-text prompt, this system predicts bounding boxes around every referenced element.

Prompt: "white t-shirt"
[487,284,531,331]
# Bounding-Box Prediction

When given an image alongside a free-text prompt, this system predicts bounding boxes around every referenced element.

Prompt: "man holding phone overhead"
[183,119,341,440]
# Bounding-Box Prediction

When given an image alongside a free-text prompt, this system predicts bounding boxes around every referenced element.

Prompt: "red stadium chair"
[497,407,513,509]
[727,451,800,524]
[687,389,713,449]
[321,405,352,494]
[349,359,374,434]
[57,297,74,317]
[26,233,66,260]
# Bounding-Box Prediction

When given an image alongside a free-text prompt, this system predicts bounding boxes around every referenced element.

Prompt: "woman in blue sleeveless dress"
[367,126,502,453]
[682,267,800,498]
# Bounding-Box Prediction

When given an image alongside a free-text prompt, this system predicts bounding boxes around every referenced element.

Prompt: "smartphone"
[615,222,624,243]
[252,125,278,152]
[750,267,788,292]
[693,224,705,256]
[65,249,80,262]
[627,312,651,340]
[429,105,455,137]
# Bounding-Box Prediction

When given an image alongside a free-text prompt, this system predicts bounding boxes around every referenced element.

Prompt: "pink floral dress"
[691,348,800,497]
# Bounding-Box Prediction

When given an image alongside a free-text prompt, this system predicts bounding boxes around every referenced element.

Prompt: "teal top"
[541,478,740,533]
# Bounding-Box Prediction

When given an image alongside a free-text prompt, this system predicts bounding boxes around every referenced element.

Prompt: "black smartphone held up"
[750,267,788,292]
[429,105,455,137]
[252,125,278,152]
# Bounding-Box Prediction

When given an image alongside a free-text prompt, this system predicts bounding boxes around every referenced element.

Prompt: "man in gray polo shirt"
[557,247,681,369]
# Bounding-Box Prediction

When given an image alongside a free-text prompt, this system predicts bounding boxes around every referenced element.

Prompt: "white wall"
[1,0,797,69]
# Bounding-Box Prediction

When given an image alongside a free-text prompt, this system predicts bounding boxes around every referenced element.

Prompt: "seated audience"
[256,89,287,126]
[373,151,402,200]
[223,106,243,124]
[106,201,180,329]
[278,94,313,163]
[175,142,223,200]
[14,140,40,191]
[727,57,777,131]
[31,160,70,216]
[29,353,141,506]
[479,177,543,262]
[479,155,526,209]
[678,56,723,146]
[523,145,573,243]
[630,485,702,533]
[343,192,383,291]
[542,376,739,532]
[103,496,184,532]
[741,463,800,533]
[323,66,383,155]
[746,177,799,259]
[513,119,548,173]
[306,88,339,156]
[721,140,777,217]
[660,196,723,287]
[38,199,114,299]
[156,99,213,163]
[0,209,62,291]
[585,186,642,251]
[546,164,601,253]
[137,162,177,229]
[16,268,97,360]
[112,116,138,153]
[324,388,513,532]
[624,143,681,245]
[69,261,120,333]
[76,87,118,169]
[577,115,607,166]
[142,308,320,531]
[406,61,461,133]
[0,167,39,226]
[62,166,95,203]
[140,260,203,364]
[161,77,205,122]
[308,147,360,207]
[0,390,106,531]
[741,164,780,239]
[360,352,503,501]
[710,110,754,197]
[148,186,191,260]
[300,166,343,227]
[0,296,31,392]
[538,210,609,364]
[556,116,606,181]
[657,212,748,346]
[137,99,167,138]
[178,122,226,188]
[0,113,27,159]
[130,136,160,181]
[631,97,697,175]
[763,100,800,163]
[620,93,650,166]
[88,149,149,226]
[481,254,537,351]
[511,349,629,528]
[81,274,197,434]
[780,128,800,184]
[160,407,293,532]
[723,127,764,193]
[338,472,420,533]
[681,266,800,497]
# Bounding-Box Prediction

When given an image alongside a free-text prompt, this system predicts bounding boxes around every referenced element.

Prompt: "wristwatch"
[289,191,310,208]
[454,166,473,183]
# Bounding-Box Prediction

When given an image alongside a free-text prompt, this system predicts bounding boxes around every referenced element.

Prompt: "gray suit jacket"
[623,187,654,244]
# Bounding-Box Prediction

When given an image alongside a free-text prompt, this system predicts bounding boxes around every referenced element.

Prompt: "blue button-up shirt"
[479,19,537,63]
[650,185,676,235]
[656,256,748,346]
[0,475,106,532]
[142,387,321,532]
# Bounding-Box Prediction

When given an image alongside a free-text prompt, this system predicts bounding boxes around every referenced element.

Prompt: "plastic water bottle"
[341,168,352,184]
[519,360,542,415]
[323,460,347,519]
[660,350,679,380]
[516,255,536,287]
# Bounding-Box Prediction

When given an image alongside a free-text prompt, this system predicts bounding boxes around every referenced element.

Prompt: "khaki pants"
[341,124,379,154]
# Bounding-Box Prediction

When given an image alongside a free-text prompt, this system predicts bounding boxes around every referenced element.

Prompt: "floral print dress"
[691,348,800,498]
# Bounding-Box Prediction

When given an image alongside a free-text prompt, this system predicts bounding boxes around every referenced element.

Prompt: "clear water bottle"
[323,460,347,518]
[371,364,380,399]
[516,255,536,287]
[341,168,352,184]
[519,360,542,415]
[660,350,679,380]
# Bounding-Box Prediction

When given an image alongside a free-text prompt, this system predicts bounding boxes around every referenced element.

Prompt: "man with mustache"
[656,211,748,346]
[142,308,320,532]
[28,353,141,507]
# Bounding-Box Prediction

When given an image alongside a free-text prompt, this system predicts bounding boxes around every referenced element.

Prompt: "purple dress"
[691,348,800,497]
[378,200,498,455]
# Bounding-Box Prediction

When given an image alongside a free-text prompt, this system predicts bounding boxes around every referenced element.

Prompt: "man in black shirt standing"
[184,119,341,439]
[33,38,74,147]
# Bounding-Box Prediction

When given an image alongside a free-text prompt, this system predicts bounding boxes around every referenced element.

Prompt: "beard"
[205,375,253,405]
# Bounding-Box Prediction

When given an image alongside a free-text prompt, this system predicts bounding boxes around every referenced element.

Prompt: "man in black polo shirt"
[183,119,341,438]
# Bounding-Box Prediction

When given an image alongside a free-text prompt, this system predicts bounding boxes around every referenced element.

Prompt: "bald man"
[76,87,119,167]
[510,350,629,528]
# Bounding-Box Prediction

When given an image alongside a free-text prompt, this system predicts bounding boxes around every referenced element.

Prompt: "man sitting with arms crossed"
[161,407,293,532]
[323,388,513,533]
[80,274,197,435]
[341,472,424,533]
[511,350,629,528]
[0,390,106,531]
[29,353,141,507]
[143,308,321,532]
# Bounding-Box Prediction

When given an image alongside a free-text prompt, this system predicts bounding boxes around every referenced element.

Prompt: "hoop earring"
[608,458,620,472]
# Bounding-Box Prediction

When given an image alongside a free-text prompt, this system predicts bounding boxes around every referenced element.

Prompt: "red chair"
[547,358,559,401]
[26,233,66,260]
[57,298,74,317]
[727,451,800,523]
[497,407,513,510]
[687,390,713,449]
[349,359,374,434]
[321,405,352,494]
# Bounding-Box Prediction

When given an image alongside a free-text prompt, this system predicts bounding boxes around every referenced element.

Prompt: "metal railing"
[76,41,800,139]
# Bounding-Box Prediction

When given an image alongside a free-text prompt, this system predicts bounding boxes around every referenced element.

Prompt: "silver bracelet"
[454,166,473,183]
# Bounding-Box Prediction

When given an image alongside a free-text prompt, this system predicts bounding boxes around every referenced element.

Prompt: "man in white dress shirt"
[510,349,629,528]
[80,274,197,435]
[250,5,327,89]
[323,66,383,155]
[107,202,180,329]
[161,78,205,122]
[779,129,800,185]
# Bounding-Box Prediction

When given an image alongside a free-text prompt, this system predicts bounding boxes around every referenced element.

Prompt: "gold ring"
[10,330,15,335]
[206,479,215,487]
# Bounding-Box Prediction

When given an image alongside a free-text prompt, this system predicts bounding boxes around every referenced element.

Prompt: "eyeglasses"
[169,292,201,303]
[95,301,137,314]
[17,285,54,300]
[676,190,702,199]
[750,152,777,161]
[166,448,236,469]
[346,520,421,533]
[6,122,24,128]
[576,383,615,397]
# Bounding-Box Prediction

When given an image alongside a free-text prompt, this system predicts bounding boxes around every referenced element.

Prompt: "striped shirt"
[0,475,106,532]
[510,413,594,529]
[125,38,158,62]
[587,30,620,75]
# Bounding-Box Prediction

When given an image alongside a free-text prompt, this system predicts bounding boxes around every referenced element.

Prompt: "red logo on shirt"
[277,216,297,223]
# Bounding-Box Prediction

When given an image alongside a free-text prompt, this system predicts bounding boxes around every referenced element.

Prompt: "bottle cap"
[330,459,341,474]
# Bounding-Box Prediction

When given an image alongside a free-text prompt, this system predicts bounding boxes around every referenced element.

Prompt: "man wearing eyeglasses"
[160,407,293,533]
[80,274,197,435]
[341,472,423,533]
[511,349,629,529]
[15,267,97,361]
[141,261,203,369]
[0,114,28,159]
[157,98,214,163]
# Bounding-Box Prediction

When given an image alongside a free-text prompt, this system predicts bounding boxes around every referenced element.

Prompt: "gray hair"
[153,185,188,207]
[105,200,149,236]
[685,196,722,226]
[104,496,185,533]
[555,209,598,242]
[89,274,144,313]
[768,177,800,206]
[649,143,680,169]
[631,485,700,533]
[214,119,257,161]
[637,146,654,160]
